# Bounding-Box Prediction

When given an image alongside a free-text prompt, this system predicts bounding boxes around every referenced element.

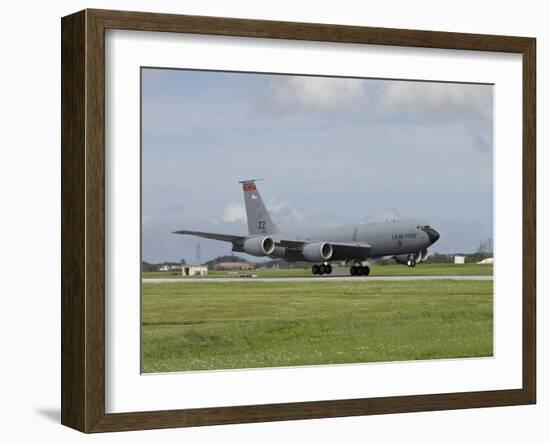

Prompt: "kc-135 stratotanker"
[173,180,440,276]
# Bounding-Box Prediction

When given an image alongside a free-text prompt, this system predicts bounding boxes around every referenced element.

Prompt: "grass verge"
[142,279,493,373]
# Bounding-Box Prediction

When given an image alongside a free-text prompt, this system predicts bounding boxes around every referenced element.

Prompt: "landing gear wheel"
[350,264,370,276]
[325,264,332,275]
[319,265,326,275]
[312,264,320,275]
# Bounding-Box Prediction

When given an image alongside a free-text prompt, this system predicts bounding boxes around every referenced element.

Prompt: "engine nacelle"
[243,236,275,257]
[394,251,425,266]
[302,241,333,262]
[394,254,410,265]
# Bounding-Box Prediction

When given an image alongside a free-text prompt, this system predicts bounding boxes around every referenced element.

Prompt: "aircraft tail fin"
[239,179,279,235]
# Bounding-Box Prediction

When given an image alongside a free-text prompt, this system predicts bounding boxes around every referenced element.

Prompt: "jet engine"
[301,241,333,262]
[271,246,288,259]
[394,254,410,265]
[243,236,275,256]
[394,251,424,266]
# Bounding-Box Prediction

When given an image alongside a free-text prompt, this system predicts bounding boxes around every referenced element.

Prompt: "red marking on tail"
[243,184,257,191]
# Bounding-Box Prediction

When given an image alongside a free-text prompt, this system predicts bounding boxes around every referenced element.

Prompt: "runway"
[143,275,493,284]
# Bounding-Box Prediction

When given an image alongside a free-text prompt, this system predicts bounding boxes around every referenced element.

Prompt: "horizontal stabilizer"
[172,229,245,244]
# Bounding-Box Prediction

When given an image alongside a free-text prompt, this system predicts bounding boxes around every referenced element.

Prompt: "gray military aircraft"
[173,179,440,276]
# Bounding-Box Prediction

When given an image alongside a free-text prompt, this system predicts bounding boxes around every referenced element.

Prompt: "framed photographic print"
[61,9,536,433]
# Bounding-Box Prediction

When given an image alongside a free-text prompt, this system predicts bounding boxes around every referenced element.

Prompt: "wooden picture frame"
[61,8,536,433]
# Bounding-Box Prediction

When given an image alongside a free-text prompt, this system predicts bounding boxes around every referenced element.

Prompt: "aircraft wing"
[329,241,372,255]
[172,229,245,244]
[277,239,371,259]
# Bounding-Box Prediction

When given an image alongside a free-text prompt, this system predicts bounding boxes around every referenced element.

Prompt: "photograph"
[140,67,494,374]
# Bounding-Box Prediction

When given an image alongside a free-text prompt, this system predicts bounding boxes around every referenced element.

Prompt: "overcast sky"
[141,68,493,263]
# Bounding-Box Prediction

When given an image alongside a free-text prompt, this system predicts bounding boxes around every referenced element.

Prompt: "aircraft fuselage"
[260,219,437,262]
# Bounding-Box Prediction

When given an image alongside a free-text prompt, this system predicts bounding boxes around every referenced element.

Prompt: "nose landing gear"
[312,263,333,276]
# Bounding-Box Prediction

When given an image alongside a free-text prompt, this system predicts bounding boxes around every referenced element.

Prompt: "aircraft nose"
[424,227,440,244]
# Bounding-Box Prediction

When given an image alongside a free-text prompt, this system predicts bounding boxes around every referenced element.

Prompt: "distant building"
[454,255,465,264]
[215,262,254,270]
[477,257,494,264]
[159,264,183,272]
[182,265,208,276]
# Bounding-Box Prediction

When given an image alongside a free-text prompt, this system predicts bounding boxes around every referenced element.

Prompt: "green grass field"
[143,263,493,279]
[142,279,493,373]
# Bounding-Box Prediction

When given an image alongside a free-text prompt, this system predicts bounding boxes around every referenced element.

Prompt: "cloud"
[222,203,246,223]
[267,199,306,226]
[268,76,367,112]
[378,81,493,124]
[266,77,492,126]
[221,199,306,230]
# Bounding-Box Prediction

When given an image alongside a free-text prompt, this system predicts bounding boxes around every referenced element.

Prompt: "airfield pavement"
[142,275,493,284]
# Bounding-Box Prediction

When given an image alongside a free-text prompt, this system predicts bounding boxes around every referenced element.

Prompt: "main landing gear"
[312,263,332,275]
[350,265,370,277]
